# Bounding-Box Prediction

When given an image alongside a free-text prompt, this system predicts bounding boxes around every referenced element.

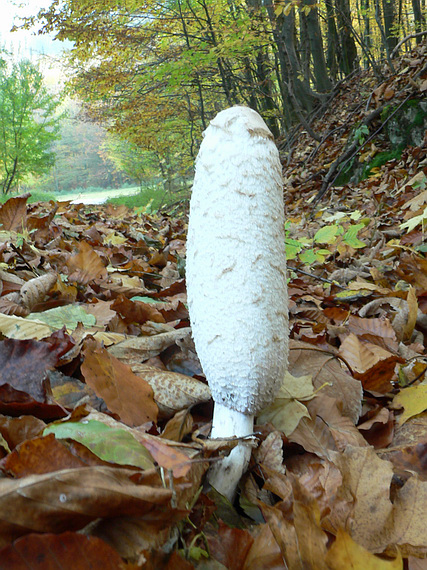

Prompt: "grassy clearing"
[0,184,190,212]
[0,190,58,204]
[107,185,190,213]
[58,185,140,203]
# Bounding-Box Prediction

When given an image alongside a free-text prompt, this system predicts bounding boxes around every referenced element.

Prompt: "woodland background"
[0,0,425,569]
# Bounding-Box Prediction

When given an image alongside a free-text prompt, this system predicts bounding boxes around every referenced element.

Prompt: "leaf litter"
[0,45,426,570]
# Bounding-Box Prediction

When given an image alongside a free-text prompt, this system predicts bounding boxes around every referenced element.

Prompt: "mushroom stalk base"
[208,403,254,502]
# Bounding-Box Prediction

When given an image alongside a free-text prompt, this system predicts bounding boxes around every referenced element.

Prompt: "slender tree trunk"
[302,0,334,91]
[362,0,372,64]
[265,0,319,117]
[412,0,425,41]
[334,0,360,74]
[382,0,398,53]
[325,0,340,79]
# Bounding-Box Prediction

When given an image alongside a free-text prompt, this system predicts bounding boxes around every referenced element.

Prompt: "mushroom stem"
[209,403,254,500]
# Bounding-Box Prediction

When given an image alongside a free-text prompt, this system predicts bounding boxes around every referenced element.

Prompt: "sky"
[0,0,68,59]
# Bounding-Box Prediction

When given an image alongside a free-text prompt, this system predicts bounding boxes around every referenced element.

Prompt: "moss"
[362,147,404,179]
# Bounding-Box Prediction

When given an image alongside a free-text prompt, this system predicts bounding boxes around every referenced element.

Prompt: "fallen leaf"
[44,420,155,470]
[289,340,362,422]
[0,466,173,548]
[108,327,192,363]
[81,339,158,426]
[256,431,285,473]
[66,241,108,284]
[206,520,254,570]
[257,371,313,436]
[243,523,284,570]
[0,531,126,570]
[392,385,427,425]
[332,446,394,552]
[0,195,28,232]
[130,364,211,420]
[325,528,403,569]
[0,433,108,477]
[292,477,329,569]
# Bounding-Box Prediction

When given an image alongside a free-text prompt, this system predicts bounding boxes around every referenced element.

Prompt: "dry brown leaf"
[161,409,194,442]
[81,339,158,426]
[378,413,427,480]
[403,286,418,342]
[389,477,427,556]
[87,516,175,563]
[332,446,394,552]
[0,531,127,570]
[290,414,338,460]
[107,327,191,363]
[292,477,329,569]
[66,241,108,284]
[338,334,400,393]
[19,273,57,311]
[130,364,211,420]
[256,431,285,473]
[243,523,285,570]
[0,466,173,548]
[307,394,368,450]
[289,340,362,422]
[261,502,303,570]
[0,195,28,232]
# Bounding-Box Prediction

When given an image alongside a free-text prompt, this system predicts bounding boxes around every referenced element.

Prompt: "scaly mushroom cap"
[186,106,288,416]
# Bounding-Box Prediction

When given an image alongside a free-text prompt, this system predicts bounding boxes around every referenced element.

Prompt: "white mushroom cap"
[186,106,288,417]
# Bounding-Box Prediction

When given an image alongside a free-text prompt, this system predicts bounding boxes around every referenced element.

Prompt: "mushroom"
[186,106,288,501]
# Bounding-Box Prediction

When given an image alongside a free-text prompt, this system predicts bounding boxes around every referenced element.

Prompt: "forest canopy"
[24,0,427,188]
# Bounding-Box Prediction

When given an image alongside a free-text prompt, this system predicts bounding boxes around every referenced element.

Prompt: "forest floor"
[0,42,425,569]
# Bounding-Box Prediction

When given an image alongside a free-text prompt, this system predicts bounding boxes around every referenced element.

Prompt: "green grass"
[0,190,58,204]
[107,185,189,213]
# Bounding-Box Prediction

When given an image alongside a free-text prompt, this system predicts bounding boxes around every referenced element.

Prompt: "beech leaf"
[257,372,313,436]
[393,385,427,425]
[325,529,403,569]
[44,420,155,470]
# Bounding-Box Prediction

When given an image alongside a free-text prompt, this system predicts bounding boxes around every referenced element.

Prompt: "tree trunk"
[382,0,398,53]
[334,0,360,74]
[265,0,319,118]
[302,0,334,91]
[412,0,425,41]
[325,0,340,80]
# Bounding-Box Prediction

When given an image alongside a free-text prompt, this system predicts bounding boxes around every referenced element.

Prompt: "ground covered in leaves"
[0,44,426,570]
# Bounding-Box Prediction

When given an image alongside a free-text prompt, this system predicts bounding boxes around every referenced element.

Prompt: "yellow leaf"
[103,231,127,245]
[393,384,427,425]
[257,372,315,436]
[326,529,403,569]
[403,286,418,342]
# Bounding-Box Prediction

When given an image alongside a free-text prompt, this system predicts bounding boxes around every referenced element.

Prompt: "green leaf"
[314,224,342,244]
[131,296,164,304]
[27,305,96,330]
[400,207,427,232]
[44,420,154,469]
[300,248,320,264]
[343,223,366,248]
[285,238,303,260]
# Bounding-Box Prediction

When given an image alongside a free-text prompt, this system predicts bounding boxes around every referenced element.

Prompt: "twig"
[293,267,346,288]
